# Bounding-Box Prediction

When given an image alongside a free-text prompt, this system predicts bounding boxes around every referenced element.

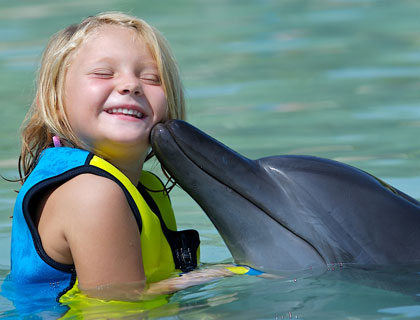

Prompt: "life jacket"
[6,147,200,303]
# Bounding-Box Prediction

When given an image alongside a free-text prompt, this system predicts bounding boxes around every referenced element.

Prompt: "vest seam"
[56,271,77,302]
[84,152,94,165]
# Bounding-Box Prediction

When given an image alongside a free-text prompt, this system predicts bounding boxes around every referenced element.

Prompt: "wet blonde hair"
[19,12,185,183]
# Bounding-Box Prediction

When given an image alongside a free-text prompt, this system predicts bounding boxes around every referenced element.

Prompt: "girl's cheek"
[87,79,113,92]
[147,87,168,119]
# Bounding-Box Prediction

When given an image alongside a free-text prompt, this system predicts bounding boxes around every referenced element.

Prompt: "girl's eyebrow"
[89,56,158,69]
[89,56,117,64]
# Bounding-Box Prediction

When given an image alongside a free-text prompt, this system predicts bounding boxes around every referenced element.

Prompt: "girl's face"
[64,25,168,159]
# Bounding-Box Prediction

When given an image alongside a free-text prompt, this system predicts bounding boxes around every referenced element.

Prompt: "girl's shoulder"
[50,173,129,217]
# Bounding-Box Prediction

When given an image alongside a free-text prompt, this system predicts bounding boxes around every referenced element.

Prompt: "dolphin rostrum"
[150,120,420,272]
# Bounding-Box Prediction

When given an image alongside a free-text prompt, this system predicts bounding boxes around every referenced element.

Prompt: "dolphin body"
[150,120,420,272]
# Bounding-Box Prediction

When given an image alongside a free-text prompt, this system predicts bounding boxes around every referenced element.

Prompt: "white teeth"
[108,108,144,119]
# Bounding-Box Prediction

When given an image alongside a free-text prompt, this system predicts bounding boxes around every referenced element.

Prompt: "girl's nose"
[117,77,143,96]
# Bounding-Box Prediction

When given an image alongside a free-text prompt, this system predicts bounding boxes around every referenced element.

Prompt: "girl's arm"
[38,173,146,290]
[38,173,236,301]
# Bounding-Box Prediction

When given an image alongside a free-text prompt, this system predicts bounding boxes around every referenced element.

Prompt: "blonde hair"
[19,12,185,183]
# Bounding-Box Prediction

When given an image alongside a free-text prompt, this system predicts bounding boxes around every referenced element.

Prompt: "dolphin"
[150,120,420,272]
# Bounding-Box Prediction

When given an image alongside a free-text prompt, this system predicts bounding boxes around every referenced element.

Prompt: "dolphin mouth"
[151,120,264,205]
[151,120,327,269]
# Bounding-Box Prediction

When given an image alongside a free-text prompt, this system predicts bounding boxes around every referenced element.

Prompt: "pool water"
[1,0,420,318]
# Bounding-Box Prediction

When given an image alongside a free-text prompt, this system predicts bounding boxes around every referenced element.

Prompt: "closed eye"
[141,74,161,85]
[93,73,113,79]
[91,69,114,79]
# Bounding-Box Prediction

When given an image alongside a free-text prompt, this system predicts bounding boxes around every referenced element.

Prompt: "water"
[1,0,420,318]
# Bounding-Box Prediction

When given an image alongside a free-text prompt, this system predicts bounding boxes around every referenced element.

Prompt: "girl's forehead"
[85,24,144,46]
[72,24,153,62]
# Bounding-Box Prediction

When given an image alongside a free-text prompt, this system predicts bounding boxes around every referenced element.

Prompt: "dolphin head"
[150,120,326,271]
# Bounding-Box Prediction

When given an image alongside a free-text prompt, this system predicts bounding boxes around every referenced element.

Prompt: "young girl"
[7,12,234,304]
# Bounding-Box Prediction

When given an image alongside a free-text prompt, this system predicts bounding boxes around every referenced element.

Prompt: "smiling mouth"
[106,108,144,119]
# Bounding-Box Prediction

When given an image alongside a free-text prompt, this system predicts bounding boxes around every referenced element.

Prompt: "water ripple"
[326,67,420,79]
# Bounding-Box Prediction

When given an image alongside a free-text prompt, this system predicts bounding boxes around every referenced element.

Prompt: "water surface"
[1,0,420,318]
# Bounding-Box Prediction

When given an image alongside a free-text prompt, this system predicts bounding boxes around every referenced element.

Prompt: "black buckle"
[170,229,200,272]
[175,247,194,272]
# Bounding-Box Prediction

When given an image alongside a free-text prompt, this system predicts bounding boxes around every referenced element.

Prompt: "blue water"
[1,0,420,318]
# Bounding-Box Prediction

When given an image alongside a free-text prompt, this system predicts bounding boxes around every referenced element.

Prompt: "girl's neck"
[115,159,144,185]
[110,153,147,185]
[92,144,149,185]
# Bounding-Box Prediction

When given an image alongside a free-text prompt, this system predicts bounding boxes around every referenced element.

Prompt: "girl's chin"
[94,146,149,163]
[89,137,149,154]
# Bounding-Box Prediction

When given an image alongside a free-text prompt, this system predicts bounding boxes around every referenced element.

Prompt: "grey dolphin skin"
[150,120,420,273]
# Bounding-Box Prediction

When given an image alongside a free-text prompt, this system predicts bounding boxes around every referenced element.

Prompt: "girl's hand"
[143,266,235,297]
[80,266,234,301]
